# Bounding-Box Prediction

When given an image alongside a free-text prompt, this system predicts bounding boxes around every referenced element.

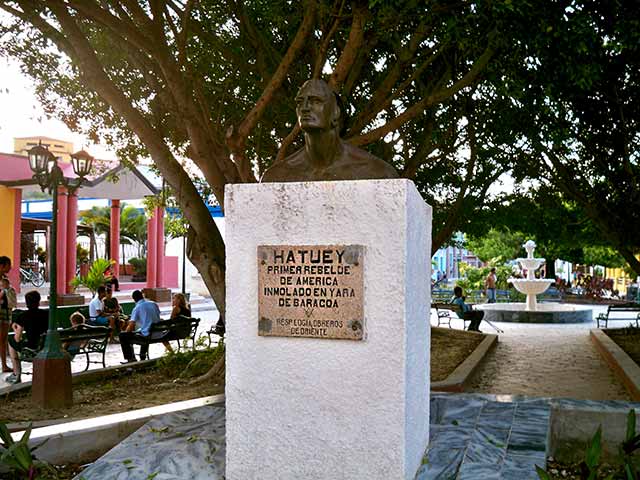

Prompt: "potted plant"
[128,257,147,282]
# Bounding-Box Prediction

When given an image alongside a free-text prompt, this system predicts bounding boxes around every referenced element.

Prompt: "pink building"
[0,152,177,298]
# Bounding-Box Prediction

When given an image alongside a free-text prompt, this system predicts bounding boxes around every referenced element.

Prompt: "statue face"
[295,80,338,132]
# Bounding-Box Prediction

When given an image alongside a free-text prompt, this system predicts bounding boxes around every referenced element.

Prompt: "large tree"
[503,0,640,275]
[0,0,520,319]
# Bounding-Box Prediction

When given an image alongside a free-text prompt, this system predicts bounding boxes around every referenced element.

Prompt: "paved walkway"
[433,304,632,401]
[0,303,221,387]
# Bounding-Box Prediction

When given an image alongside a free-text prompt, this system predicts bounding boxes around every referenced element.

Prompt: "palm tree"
[120,204,147,258]
[79,206,110,260]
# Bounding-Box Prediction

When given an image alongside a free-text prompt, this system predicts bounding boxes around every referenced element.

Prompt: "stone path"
[433,305,632,401]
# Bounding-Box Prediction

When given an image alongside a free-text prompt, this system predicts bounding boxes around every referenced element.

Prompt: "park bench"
[128,315,200,357]
[596,303,640,329]
[431,302,470,330]
[12,324,111,371]
[206,313,225,347]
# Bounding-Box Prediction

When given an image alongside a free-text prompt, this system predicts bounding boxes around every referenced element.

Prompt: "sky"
[0,57,117,161]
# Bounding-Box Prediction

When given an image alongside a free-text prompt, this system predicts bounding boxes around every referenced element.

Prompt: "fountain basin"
[477,303,593,324]
[516,258,545,271]
[509,278,554,295]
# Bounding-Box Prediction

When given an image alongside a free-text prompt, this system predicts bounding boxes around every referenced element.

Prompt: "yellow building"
[605,260,640,296]
[13,136,74,163]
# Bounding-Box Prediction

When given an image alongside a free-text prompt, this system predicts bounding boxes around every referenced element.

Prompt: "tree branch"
[312,0,346,79]
[350,39,495,146]
[226,0,316,181]
[328,2,367,90]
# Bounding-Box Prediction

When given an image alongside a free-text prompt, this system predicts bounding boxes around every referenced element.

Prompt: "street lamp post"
[28,142,93,409]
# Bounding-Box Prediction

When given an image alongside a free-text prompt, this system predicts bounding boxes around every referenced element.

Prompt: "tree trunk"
[618,246,640,279]
[547,259,556,280]
[186,225,226,321]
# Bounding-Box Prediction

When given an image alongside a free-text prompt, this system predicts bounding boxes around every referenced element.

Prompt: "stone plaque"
[258,245,364,340]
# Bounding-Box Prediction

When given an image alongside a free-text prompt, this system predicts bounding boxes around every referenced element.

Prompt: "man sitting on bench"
[451,286,484,332]
[119,290,161,363]
[6,290,47,384]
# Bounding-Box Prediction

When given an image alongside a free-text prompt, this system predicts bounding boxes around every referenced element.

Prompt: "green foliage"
[70,258,114,296]
[465,228,526,264]
[79,206,110,236]
[157,339,225,380]
[0,421,54,479]
[457,263,513,291]
[76,244,89,265]
[35,247,46,265]
[583,246,627,270]
[128,258,146,276]
[164,213,188,240]
[536,410,640,479]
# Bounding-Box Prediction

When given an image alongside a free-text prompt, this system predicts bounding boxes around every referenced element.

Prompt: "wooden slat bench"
[596,303,640,329]
[128,316,200,357]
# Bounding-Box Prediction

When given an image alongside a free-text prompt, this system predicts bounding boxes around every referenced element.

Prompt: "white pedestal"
[225,179,432,480]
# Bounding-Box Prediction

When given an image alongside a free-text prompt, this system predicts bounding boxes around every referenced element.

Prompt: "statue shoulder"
[260,149,307,183]
[342,142,399,178]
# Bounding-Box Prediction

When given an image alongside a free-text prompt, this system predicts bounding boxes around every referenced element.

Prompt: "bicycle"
[19,265,45,287]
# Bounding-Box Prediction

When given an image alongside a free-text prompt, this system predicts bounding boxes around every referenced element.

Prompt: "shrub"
[70,258,114,296]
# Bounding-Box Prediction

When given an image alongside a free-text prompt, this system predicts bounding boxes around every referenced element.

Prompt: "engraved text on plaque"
[258,245,364,340]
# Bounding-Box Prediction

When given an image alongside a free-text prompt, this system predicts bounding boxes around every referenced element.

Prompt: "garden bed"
[431,327,485,382]
[605,327,640,365]
[0,328,482,424]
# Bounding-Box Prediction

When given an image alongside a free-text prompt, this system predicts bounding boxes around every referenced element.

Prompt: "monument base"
[226,179,431,480]
[31,357,73,409]
[142,287,172,303]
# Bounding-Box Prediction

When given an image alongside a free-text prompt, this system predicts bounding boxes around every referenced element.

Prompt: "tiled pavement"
[418,393,640,480]
[418,394,550,480]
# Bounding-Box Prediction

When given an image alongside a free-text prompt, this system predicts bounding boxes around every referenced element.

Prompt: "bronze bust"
[261,79,399,182]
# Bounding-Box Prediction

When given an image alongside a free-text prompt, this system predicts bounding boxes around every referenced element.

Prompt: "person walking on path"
[119,290,161,362]
[485,267,497,303]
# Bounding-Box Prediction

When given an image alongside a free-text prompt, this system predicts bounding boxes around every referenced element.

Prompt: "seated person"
[161,293,192,353]
[63,311,87,355]
[6,290,48,384]
[89,286,118,340]
[119,290,161,362]
[104,265,120,292]
[103,287,125,331]
[450,286,484,332]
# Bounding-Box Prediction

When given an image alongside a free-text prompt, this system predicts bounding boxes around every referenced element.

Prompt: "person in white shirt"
[88,286,118,340]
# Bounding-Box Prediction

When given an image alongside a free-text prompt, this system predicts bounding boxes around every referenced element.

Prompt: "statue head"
[295,79,341,133]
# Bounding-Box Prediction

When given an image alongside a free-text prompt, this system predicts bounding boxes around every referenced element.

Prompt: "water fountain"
[510,240,554,311]
[478,240,592,323]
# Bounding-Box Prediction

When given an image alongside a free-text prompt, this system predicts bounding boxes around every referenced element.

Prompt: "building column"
[65,191,78,294]
[155,206,165,287]
[146,208,157,288]
[110,200,121,278]
[10,188,22,293]
[56,187,68,296]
